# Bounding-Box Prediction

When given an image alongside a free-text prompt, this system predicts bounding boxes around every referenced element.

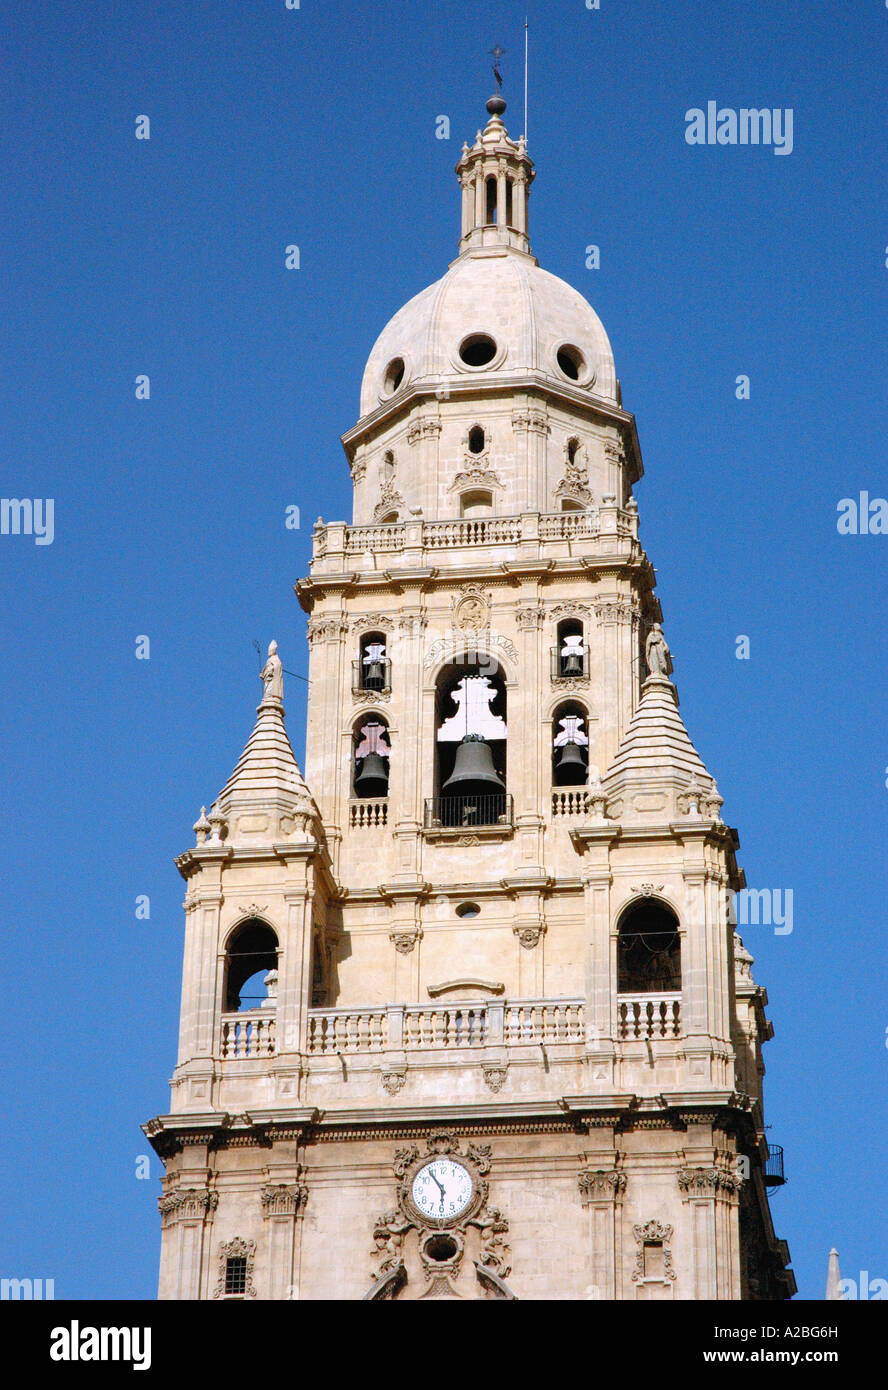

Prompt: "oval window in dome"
[556,344,586,381]
[383,357,405,394]
[459,334,497,368]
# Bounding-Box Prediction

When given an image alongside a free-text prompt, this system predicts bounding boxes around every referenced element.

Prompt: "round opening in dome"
[556,345,585,381]
[383,357,405,394]
[459,334,498,368]
[455,902,480,919]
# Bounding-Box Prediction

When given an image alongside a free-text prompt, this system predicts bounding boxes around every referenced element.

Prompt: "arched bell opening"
[354,630,389,693]
[352,715,391,798]
[552,618,587,679]
[467,425,486,455]
[485,176,497,225]
[552,700,590,786]
[224,919,279,1012]
[433,659,507,828]
[617,900,682,994]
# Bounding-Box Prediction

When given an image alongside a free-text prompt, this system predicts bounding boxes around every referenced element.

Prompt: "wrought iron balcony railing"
[423,793,513,830]
[764,1143,786,1187]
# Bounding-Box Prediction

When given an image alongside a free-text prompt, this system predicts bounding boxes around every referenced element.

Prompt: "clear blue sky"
[1,1,885,1300]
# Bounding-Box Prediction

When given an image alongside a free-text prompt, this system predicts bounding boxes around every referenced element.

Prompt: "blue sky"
[1,1,885,1300]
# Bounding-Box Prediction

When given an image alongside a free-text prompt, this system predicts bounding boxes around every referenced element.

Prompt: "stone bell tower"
[145,92,795,1301]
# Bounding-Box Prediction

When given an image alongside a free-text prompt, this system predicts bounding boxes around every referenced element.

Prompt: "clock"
[410,1158,474,1222]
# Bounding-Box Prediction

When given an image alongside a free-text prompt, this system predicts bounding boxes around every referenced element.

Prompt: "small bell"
[560,636,585,677]
[354,751,389,797]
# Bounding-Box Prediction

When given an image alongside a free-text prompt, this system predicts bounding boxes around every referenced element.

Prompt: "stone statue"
[645,623,673,679]
[260,640,284,702]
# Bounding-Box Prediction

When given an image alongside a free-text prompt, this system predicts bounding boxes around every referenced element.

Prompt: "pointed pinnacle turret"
[603,674,722,824]
[454,92,534,257]
[825,1249,845,1301]
[212,642,320,845]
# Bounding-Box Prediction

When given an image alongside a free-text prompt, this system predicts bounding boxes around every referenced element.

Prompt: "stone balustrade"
[616,993,681,1040]
[220,1012,276,1059]
[314,507,638,571]
[220,995,682,1059]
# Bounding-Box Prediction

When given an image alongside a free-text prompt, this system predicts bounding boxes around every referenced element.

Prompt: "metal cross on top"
[489,44,506,90]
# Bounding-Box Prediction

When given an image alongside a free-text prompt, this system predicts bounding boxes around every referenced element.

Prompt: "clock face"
[411,1159,474,1221]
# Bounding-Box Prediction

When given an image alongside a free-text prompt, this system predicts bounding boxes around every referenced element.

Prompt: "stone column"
[159,1177,218,1300]
[578,1162,626,1300]
[261,1179,308,1300]
[677,1166,739,1300]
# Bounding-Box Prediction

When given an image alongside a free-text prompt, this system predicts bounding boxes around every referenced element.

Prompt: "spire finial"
[487,43,507,117]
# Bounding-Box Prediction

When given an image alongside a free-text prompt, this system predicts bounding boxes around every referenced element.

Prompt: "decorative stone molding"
[516,605,545,630]
[631,1221,675,1283]
[158,1187,218,1227]
[260,1182,308,1218]
[593,599,639,625]
[482,1064,508,1093]
[511,408,549,435]
[349,456,367,483]
[551,674,591,690]
[549,602,591,620]
[352,687,392,706]
[513,922,544,950]
[407,418,442,445]
[381,1066,407,1096]
[374,481,405,522]
[629,883,665,898]
[604,439,626,468]
[307,617,350,645]
[678,1166,740,1197]
[577,1170,627,1205]
[213,1237,257,1299]
[450,464,503,493]
[424,630,517,669]
[389,928,420,955]
[350,613,395,633]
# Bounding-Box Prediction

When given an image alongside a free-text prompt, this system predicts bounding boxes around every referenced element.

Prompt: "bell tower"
[146,92,794,1302]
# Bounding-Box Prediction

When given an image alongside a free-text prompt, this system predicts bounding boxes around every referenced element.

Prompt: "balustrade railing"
[320,509,637,561]
[220,1012,276,1059]
[424,793,513,830]
[504,1000,585,1043]
[220,995,681,1060]
[616,993,681,1040]
[349,799,388,828]
[551,789,592,817]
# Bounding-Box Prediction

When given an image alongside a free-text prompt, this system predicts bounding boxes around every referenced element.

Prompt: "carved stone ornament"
[213,1237,257,1299]
[450,464,503,493]
[631,1221,675,1283]
[381,1066,407,1095]
[548,602,591,621]
[516,605,545,630]
[451,584,491,633]
[374,480,405,522]
[407,418,442,445]
[353,687,391,706]
[629,884,665,898]
[424,631,518,669]
[390,928,420,955]
[368,1134,508,1298]
[349,456,367,483]
[482,1064,508,1093]
[577,1170,627,1206]
[158,1188,218,1227]
[350,613,395,633]
[261,1182,308,1218]
[677,1166,739,1197]
[513,922,544,950]
[511,408,549,435]
[593,599,639,625]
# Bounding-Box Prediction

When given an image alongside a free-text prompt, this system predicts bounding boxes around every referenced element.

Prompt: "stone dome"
[359,248,618,419]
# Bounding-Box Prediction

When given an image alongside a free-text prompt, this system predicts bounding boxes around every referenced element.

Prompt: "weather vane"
[489,44,506,91]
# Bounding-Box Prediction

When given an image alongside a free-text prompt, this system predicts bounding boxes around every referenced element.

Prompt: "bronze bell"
[554,740,587,785]
[562,649,583,676]
[442,734,505,795]
[364,660,385,689]
[354,751,389,797]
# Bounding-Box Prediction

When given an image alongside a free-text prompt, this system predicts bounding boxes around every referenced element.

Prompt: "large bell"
[442,734,505,796]
[554,740,587,785]
[354,751,389,797]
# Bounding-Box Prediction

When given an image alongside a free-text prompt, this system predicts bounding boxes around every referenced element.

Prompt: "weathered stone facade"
[145,94,794,1301]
